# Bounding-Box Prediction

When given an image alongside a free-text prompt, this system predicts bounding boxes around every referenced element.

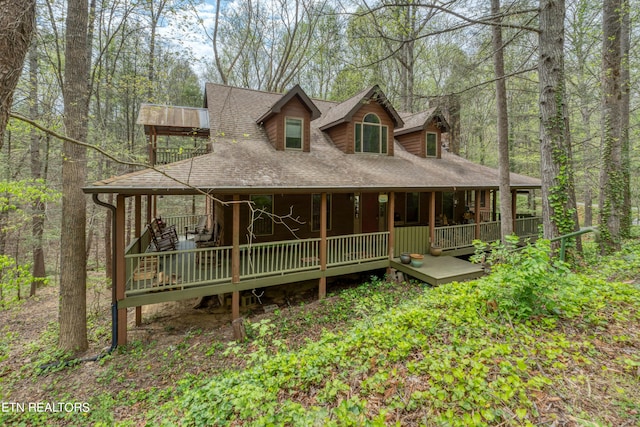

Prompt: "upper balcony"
[137,104,211,166]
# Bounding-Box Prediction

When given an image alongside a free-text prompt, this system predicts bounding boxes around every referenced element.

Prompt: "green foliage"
[4,239,640,426]
[0,255,44,309]
[0,179,60,214]
[146,256,639,426]
[472,236,570,319]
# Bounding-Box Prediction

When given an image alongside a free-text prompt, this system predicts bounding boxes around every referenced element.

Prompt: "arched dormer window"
[355,113,388,154]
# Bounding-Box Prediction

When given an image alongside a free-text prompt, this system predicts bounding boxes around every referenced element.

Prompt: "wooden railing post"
[134,195,142,326]
[511,190,517,231]
[429,192,436,247]
[232,195,240,321]
[474,190,481,239]
[319,192,327,299]
[115,194,127,346]
[387,192,395,276]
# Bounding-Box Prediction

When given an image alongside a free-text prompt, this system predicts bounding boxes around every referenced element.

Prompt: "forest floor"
[0,271,378,423]
[1,243,640,426]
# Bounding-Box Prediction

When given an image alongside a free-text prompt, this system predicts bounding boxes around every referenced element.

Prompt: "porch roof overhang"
[83,137,541,196]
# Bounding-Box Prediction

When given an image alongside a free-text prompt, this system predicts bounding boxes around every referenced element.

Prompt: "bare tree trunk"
[584,189,593,227]
[538,0,578,246]
[59,0,89,353]
[0,0,36,148]
[599,0,624,253]
[492,0,513,242]
[29,41,46,296]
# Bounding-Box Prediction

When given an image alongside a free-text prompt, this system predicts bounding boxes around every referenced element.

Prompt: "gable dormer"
[256,85,320,152]
[395,108,450,159]
[317,85,403,156]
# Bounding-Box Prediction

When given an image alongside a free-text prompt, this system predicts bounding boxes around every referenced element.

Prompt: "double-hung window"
[426,132,437,157]
[355,113,388,154]
[285,117,303,150]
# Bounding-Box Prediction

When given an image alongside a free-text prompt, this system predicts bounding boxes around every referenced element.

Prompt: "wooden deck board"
[391,254,484,286]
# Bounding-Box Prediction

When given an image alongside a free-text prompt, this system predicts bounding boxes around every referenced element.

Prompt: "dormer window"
[426,132,437,157]
[285,117,303,150]
[355,113,388,154]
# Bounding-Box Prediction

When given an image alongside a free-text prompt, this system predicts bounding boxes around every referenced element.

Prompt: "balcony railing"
[154,147,209,165]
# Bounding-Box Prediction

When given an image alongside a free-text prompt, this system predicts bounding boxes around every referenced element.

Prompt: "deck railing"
[241,238,321,279]
[162,214,212,238]
[433,223,476,250]
[515,217,541,238]
[125,232,389,295]
[479,221,501,243]
[154,147,208,165]
[327,231,389,266]
[126,245,233,295]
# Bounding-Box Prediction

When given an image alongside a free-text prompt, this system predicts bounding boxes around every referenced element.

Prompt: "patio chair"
[195,222,222,265]
[148,220,178,251]
[151,217,178,245]
[194,221,221,245]
[185,215,209,240]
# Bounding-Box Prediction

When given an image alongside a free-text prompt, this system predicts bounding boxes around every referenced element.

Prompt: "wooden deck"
[390,254,484,286]
[121,232,390,308]
[120,217,542,309]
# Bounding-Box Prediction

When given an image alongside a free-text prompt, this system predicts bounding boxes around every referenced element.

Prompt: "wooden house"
[83,84,541,344]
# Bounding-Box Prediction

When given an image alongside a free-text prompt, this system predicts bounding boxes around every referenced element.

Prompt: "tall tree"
[538,0,579,244]
[0,0,36,148]
[59,0,90,352]
[619,0,631,238]
[491,0,513,241]
[599,0,625,253]
[29,41,46,296]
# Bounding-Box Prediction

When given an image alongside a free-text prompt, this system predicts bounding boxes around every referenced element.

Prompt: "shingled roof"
[396,107,450,135]
[137,104,209,137]
[84,84,541,195]
[316,85,404,130]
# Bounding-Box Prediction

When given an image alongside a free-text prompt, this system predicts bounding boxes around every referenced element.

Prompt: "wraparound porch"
[121,216,541,307]
[112,190,541,345]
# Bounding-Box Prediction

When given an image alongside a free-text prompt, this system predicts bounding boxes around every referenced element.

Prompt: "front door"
[362,193,386,233]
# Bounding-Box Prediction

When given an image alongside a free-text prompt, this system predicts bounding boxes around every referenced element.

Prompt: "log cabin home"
[84,84,542,344]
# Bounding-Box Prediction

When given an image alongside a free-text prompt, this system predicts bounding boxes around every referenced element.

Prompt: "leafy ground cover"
[1,235,639,426]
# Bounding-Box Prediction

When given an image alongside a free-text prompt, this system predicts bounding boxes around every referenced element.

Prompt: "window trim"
[354,113,388,154]
[284,116,304,150]
[425,132,438,157]
[250,194,274,236]
[311,193,332,232]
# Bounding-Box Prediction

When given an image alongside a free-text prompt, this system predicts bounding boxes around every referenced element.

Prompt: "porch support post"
[492,190,497,221]
[319,192,327,299]
[134,195,142,327]
[146,195,152,224]
[511,190,518,232]
[231,194,240,320]
[474,190,481,239]
[115,194,127,345]
[387,192,395,271]
[429,191,436,246]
